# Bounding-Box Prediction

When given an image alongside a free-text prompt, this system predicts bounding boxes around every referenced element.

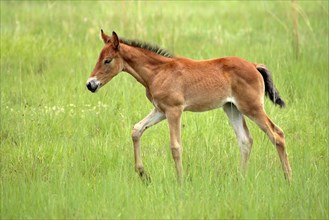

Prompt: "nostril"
[86,82,92,90]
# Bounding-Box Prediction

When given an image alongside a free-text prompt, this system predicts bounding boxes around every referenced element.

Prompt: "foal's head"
[86,30,123,93]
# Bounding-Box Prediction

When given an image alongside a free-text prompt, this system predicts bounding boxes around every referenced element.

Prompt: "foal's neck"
[120,44,172,88]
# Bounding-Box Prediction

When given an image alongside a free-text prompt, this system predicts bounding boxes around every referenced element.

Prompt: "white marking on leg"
[224,104,253,171]
[132,108,165,138]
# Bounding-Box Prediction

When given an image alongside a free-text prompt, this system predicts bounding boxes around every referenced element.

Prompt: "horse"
[86,30,292,183]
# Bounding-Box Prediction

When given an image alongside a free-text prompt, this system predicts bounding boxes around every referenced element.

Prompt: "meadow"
[1,1,328,219]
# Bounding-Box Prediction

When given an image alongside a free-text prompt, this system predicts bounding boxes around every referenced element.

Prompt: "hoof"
[139,171,152,185]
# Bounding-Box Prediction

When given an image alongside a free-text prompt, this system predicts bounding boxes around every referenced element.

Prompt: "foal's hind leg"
[223,103,253,174]
[248,109,292,182]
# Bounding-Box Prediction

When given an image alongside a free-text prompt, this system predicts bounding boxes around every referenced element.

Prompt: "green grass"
[1,1,328,219]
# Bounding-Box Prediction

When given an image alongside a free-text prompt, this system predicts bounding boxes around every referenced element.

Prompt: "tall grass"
[1,1,328,219]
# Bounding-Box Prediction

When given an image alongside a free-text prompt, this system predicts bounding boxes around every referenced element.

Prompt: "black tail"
[256,65,285,108]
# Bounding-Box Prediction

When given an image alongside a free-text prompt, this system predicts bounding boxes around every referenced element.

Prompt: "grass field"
[1,1,328,219]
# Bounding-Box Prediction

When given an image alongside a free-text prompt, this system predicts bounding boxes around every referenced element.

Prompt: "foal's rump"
[211,57,285,114]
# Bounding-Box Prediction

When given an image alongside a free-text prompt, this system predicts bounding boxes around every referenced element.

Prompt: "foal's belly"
[183,96,235,112]
[181,74,232,112]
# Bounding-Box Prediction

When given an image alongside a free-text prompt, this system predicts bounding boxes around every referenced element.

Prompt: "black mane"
[120,38,174,58]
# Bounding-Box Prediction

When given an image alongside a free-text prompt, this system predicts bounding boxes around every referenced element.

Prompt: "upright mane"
[120,38,174,58]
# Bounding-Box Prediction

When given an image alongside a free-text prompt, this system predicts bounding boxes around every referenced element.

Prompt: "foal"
[86,30,292,182]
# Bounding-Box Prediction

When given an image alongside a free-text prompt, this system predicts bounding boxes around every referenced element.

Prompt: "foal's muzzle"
[86,78,101,93]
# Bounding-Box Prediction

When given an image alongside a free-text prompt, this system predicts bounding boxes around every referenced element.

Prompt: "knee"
[170,145,181,160]
[132,128,141,142]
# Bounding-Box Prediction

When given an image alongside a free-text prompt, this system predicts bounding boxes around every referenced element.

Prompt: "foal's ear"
[101,29,111,44]
[111,31,120,50]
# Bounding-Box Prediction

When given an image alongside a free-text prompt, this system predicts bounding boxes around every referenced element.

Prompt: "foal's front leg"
[132,108,165,180]
[165,107,183,183]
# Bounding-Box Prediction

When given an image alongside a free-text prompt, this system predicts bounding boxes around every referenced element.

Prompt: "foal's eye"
[104,59,112,65]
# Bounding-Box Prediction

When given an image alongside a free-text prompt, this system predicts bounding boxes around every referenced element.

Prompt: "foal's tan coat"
[86,31,292,182]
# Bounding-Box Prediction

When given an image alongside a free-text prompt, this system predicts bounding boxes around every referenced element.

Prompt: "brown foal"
[86,30,292,182]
